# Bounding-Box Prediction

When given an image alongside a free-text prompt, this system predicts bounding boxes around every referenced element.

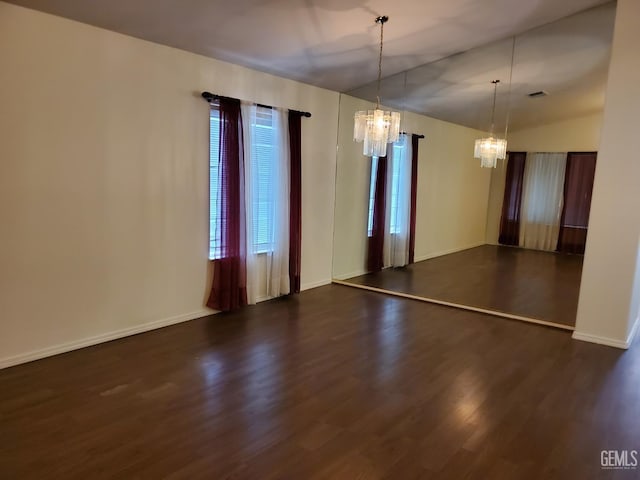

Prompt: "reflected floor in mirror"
[341,245,582,327]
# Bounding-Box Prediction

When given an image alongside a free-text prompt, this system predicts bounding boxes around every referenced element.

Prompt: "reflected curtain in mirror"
[557,152,597,254]
[207,98,248,311]
[408,134,420,264]
[498,152,526,246]
[367,155,387,272]
[367,134,420,272]
[384,134,412,267]
[519,152,567,251]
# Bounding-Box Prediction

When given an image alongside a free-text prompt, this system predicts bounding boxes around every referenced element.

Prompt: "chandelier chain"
[376,19,384,109]
[504,36,516,141]
[490,80,499,134]
[353,15,400,158]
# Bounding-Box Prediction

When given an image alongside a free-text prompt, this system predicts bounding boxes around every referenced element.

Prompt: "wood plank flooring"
[1,284,638,479]
[344,245,583,326]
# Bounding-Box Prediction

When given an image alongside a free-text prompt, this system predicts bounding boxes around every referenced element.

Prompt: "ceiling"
[5,0,612,93]
[348,2,615,132]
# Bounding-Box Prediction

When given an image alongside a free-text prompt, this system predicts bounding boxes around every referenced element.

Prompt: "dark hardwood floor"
[344,245,583,326]
[1,284,638,479]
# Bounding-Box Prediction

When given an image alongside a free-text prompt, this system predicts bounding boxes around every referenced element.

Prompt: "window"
[388,142,404,235]
[366,156,378,237]
[209,107,221,260]
[249,107,277,254]
[209,105,279,259]
[366,142,404,237]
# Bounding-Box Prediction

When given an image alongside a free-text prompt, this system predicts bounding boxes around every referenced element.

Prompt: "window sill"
[208,250,273,261]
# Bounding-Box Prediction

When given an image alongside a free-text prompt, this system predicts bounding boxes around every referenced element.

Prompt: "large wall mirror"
[332,2,615,329]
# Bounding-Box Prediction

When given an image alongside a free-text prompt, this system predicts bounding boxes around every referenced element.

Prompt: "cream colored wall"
[403,111,492,261]
[332,95,372,279]
[485,113,603,244]
[332,95,491,280]
[574,0,640,347]
[0,2,339,367]
[506,113,603,152]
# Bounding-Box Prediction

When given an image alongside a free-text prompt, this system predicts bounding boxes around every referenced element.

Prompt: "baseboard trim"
[332,280,575,332]
[332,270,368,281]
[571,330,632,350]
[572,317,639,350]
[413,242,486,263]
[301,279,332,291]
[332,244,487,282]
[0,309,213,370]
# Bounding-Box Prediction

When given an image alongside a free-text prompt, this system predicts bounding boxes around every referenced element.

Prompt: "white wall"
[332,95,491,280]
[485,113,603,244]
[574,0,640,348]
[403,111,492,261]
[0,2,339,367]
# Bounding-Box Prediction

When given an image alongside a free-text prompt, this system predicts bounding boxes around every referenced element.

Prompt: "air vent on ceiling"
[528,90,549,98]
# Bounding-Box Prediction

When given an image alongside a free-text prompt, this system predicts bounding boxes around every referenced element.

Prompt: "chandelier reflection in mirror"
[353,15,401,158]
[474,80,507,168]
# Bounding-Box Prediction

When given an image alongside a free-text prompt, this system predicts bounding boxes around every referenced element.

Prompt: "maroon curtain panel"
[557,152,597,254]
[367,155,387,273]
[498,152,527,246]
[207,98,248,311]
[288,111,303,294]
[408,135,420,264]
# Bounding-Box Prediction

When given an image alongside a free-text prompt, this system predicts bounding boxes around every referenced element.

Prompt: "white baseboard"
[0,309,213,370]
[332,269,368,281]
[1,279,333,370]
[332,244,487,281]
[413,242,486,263]
[301,278,332,291]
[571,321,638,349]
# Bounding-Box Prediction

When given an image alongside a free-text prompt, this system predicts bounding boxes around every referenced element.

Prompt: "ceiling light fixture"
[474,80,507,168]
[474,37,515,169]
[354,15,400,158]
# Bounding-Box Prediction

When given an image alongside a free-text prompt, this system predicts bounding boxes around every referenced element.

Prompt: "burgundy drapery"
[408,135,420,264]
[207,98,248,311]
[557,152,597,254]
[367,155,387,272]
[288,111,303,293]
[498,152,527,246]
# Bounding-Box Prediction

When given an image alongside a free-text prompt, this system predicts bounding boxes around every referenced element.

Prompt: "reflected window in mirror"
[388,141,405,235]
[366,137,408,237]
[367,156,378,237]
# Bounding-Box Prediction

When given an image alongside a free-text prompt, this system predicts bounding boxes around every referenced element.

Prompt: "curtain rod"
[201,91,311,118]
[400,131,425,139]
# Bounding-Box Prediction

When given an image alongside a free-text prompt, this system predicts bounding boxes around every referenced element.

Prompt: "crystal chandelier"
[354,16,401,158]
[474,80,507,168]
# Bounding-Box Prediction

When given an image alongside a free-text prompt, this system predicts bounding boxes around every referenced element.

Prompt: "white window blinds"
[209,105,279,259]
[249,107,277,253]
[209,107,221,260]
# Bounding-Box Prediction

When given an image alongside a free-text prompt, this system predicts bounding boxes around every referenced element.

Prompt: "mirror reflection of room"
[332,2,615,329]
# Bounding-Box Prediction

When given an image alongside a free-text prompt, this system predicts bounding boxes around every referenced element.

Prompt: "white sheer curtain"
[383,134,413,267]
[241,103,259,303]
[267,108,291,298]
[519,152,567,251]
[241,104,290,304]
